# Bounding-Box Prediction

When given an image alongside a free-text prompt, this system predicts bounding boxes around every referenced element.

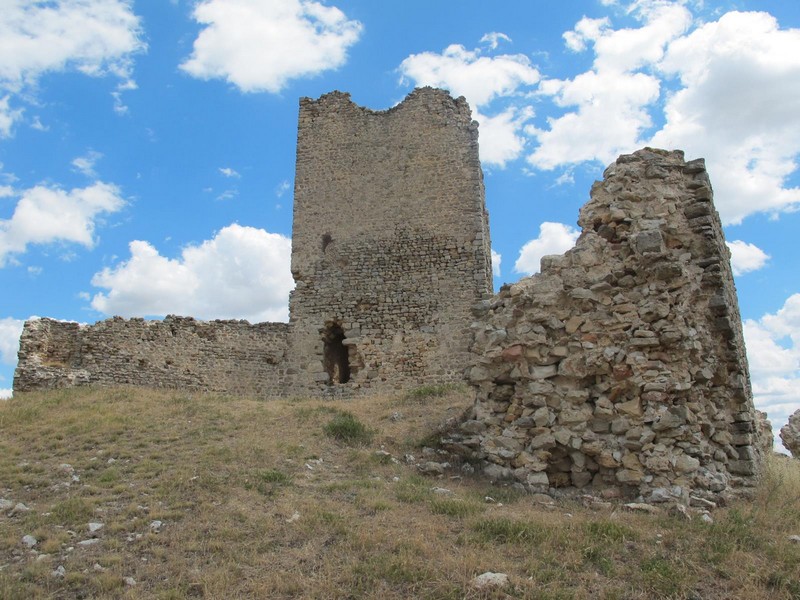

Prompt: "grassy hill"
[1,386,798,599]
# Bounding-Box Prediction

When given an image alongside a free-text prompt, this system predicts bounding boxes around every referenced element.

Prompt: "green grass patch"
[48,496,96,527]
[584,520,636,543]
[472,517,551,545]
[323,411,373,445]
[429,496,483,518]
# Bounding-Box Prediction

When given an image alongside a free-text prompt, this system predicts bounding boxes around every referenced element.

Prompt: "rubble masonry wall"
[287,87,493,393]
[14,317,290,397]
[443,149,765,503]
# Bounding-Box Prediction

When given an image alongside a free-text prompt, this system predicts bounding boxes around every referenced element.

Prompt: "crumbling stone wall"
[443,149,766,502]
[13,88,493,397]
[781,408,800,457]
[14,317,290,397]
[287,87,492,393]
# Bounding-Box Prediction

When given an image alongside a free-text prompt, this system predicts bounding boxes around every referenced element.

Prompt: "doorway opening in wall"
[322,322,350,384]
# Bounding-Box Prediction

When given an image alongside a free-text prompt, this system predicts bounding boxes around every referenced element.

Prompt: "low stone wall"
[442,149,768,503]
[13,316,290,397]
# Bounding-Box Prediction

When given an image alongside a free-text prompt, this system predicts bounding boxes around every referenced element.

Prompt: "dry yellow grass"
[0,386,798,599]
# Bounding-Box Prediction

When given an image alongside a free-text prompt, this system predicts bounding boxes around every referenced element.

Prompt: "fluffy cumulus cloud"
[180,0,362,93]
[0,0,145,135]
[491,249,501,278]
[396,4,800,225]
[528,2,691,170]
[650,11,800,224]
[514,222,580,276]
[726,240,770,276]
[0,317,23,397]
[743,294,800,451]
[0,182,126,267]
[91,224,293,323]
[0,317,24,365]
[399,39,539,168]
[399,42,539,108]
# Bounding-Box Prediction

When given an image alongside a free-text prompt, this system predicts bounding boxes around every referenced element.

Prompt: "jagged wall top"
[445,148,765,503]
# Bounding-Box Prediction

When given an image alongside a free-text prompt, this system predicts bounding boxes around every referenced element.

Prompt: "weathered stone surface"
[13,88,492,398]
[445,148,764,502]
[13,317,291,397]
[780,409,800,458]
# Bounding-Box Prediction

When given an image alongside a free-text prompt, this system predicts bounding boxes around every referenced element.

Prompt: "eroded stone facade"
[14,88,492,397]
[15,317,290,397]
[442,149,767,502]
[780,408,800,458]
[287,89,492,393]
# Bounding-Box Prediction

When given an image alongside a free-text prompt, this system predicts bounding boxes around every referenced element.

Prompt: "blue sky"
[1,0,799,447]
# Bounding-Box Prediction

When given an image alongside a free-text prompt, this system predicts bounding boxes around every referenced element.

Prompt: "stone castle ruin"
[14,88,492,397]
[14,88,769,501]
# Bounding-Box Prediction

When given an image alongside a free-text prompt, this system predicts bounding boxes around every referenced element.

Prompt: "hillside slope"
[1,387,798,599]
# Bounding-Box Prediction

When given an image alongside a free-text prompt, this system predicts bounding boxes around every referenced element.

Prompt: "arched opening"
[322,323,350,384]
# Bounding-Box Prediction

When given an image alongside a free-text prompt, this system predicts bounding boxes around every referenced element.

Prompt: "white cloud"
[72,151,103,178]
[30,116,48,131]
[514,222,580,276]
[219,167,240,178]
[0,182,126,267]
[743,293,800,452]
[527,69,661,169]
[399,42,539,108]
[275,180,291,198]
[0,0,145,135]
[0,388,11,399]
[399,38,539,167]
[394,4,800,216]
[0,317,24,365]
[0,95,23,137]
[475,107,534,168]
[491,249,501,278]
[726,240,770,276]
[216,189,238,202]
[90,224,293,323]
[180,0,362,93]
[650,11,800,224]
[480,32,512,51]
[528,3,691,170]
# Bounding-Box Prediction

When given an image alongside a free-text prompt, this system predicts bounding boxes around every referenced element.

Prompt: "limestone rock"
[471,572,509,589]
[780,409,800,458]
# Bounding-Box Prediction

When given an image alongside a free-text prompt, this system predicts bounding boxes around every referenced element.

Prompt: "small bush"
[323,411,373,445]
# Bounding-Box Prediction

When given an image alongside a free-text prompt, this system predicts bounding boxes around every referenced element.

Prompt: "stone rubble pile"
[443,148,769,502]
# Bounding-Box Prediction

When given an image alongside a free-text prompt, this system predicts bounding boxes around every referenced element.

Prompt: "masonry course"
[13,90,768,502]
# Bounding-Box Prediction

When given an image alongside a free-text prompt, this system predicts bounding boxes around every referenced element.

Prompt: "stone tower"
[287,88,493,393]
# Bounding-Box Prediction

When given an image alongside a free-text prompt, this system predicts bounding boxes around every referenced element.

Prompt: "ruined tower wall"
[13,88,493,398]
[14,317,290,397]
[443,149,764,502]
[287,88,493,393]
